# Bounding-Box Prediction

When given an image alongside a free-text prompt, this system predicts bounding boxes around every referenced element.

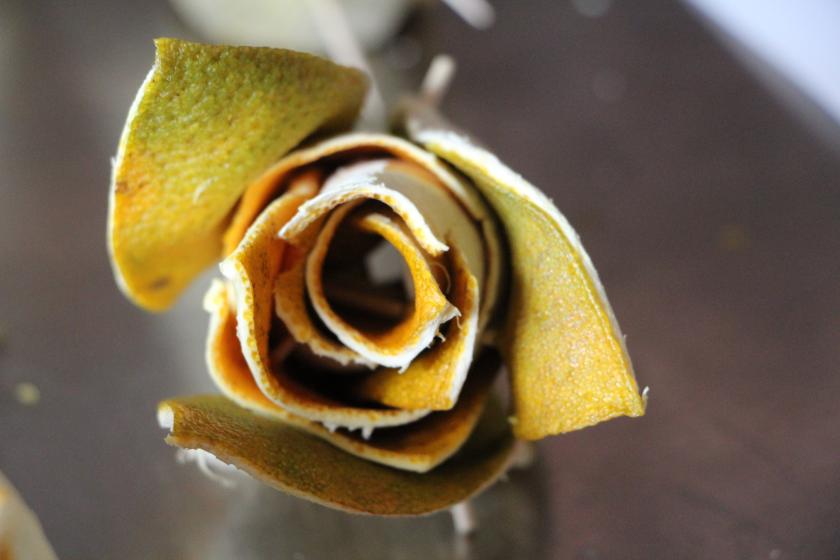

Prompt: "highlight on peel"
[0,471,58,560]
[157,385,515,515]
[108,38,367,311]
[403,99,645,440]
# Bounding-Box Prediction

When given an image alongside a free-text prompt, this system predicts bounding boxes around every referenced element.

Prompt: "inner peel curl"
[208,136,502,466]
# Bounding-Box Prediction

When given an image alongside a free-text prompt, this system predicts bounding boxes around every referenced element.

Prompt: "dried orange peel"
[108,39,646,515]
[108,38,366,311]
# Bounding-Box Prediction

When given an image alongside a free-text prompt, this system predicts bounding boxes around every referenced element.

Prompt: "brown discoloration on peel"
[159,376,514,514]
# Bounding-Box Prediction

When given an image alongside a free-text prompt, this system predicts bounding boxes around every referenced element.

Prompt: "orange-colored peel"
[108,39,366,310]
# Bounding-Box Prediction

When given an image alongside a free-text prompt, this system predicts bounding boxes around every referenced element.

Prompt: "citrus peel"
[402,100,646,440]
[353,244,480,411]
[107,41,646,515]
[108,38,367,310]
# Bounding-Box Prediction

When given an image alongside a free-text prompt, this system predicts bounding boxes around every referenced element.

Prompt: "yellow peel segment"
[157,383,515,515]
[204,280,496,472]
[108,38,366,311]
[354,245,479,410]
[405,103,645,440]
[306,207,457,370]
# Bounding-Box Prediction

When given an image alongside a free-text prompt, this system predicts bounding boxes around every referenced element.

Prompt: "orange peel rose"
[109,39,646,515]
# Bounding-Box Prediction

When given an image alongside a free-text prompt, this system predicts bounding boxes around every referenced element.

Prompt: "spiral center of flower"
[301,163,459,370]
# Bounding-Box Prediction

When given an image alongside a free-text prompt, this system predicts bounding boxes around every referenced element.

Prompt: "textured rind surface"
[159,392,516,515]
[403,101,645,440]
[108,38,367,310]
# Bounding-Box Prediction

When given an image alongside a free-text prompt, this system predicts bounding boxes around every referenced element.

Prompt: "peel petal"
[108,38,366,311]
[220,178,316,400]
[404,101,646,440]
[205,280,497,472]
[157,387,515,515]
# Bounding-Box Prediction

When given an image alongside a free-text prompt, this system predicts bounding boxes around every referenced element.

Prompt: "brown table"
[1,1,838,558]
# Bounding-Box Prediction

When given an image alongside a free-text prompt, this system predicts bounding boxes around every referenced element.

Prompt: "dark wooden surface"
[1,1,838,558]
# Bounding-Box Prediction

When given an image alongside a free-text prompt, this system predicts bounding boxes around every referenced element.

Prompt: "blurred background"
[1,0,839,558]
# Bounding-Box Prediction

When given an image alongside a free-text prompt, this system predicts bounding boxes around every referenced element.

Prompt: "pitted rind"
[403,104,645,439]
[108,39,367,311]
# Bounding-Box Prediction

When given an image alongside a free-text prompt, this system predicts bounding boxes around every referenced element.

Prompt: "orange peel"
[354,244,479,411]
[108,38,366,311]
[106,41,646,515]
[220,178,427,430]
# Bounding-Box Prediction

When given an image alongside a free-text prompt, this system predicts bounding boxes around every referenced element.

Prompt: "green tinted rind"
[159,394,515,515]
[400,100,645,440]
[109,39,367,311]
